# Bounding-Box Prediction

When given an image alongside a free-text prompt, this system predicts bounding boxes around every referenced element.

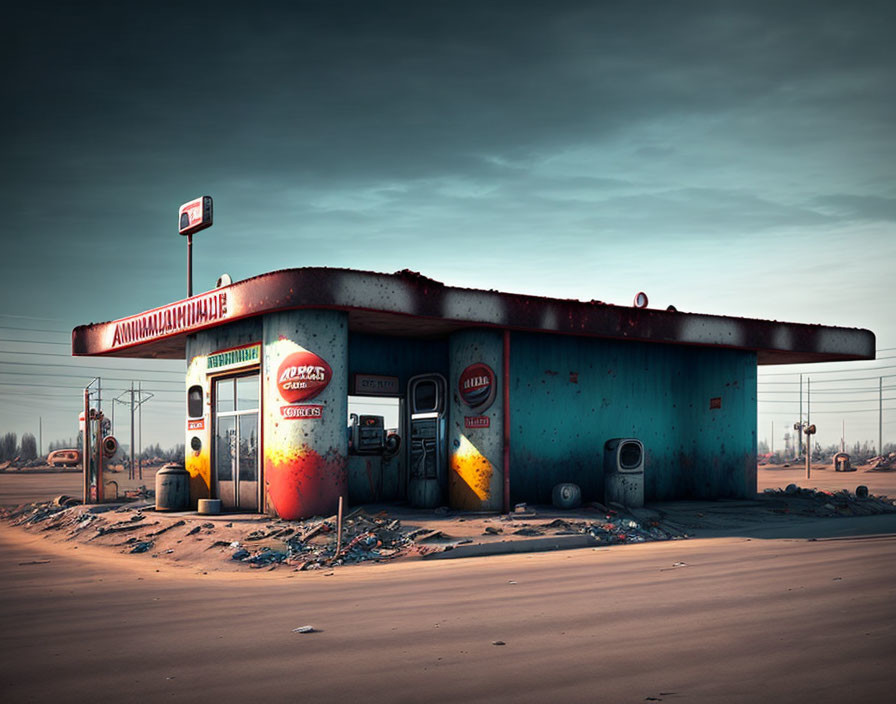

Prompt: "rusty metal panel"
[72,267,875,366]
[509,332,756,504]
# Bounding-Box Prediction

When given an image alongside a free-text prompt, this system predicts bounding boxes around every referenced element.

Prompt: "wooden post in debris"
[806,432,811,481]
[336,495,344,556]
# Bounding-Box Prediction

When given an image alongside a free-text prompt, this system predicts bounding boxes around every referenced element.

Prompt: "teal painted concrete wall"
[347,333,448,393]
[509,332,757,503]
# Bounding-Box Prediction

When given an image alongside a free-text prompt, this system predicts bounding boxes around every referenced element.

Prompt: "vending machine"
[406,373,448,508]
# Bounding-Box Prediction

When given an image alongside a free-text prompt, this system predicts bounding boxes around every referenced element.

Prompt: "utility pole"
[771,421,774,455]
[130,381,135,481]
[798,374,803,457]
[881,377,884,456]
[39,416,42,457]
[138,380,143,481]
[841,419,845,454]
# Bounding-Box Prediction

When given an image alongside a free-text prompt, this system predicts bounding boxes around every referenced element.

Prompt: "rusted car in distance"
[47,449,82,467]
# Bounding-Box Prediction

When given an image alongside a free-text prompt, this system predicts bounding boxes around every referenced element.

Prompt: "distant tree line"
[138,443,185,462]
[759,440,895,462]
[0,431,186,464]
[0,432,38,461]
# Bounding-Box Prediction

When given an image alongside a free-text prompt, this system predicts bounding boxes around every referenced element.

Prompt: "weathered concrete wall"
[509,332,756,504]
[262,310,348,519]
[184,319,262,507]
[448,329,504,511]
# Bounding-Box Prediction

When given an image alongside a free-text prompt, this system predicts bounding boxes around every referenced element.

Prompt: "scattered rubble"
[761,485,896,516]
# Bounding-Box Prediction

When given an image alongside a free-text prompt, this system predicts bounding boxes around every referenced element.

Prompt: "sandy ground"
[2,465,895,703]
[1,523,895,703]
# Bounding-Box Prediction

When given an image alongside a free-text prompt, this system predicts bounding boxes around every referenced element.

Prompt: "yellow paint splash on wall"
[185,449,210,504]
[449,435,492,509]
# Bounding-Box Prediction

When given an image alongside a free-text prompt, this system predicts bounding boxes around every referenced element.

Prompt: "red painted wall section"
[262,310,348,520]
[265,444,346,520]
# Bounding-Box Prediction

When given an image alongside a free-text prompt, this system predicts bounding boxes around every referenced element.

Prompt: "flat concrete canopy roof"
[72,267,875,365]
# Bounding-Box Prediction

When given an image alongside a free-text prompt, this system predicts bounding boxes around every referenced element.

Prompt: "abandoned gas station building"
[72,268,875,519]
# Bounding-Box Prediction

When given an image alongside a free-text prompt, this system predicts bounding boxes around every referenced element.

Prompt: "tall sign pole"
[178,196,213,298]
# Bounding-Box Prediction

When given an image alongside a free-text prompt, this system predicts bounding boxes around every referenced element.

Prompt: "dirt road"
[2,523,894,703]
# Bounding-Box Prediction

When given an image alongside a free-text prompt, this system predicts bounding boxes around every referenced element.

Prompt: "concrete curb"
[422,534,599,560]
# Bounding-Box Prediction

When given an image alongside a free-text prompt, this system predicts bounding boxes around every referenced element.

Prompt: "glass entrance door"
[214,374,259,511]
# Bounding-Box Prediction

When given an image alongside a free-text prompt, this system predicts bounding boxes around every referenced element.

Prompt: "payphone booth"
[407,373,448,508]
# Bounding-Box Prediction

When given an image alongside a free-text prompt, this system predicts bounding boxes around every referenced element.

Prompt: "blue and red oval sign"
[458,363,496,412]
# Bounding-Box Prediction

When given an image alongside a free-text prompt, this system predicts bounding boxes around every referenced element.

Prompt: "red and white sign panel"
[178,195,213,236]
[464,416,490,429]
[280,404,323,420]
[277,351,332,403]
[187,419,205,431]
[458,362,497,413]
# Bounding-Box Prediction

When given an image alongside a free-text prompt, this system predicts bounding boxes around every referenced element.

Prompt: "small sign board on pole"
[178,196,214,236]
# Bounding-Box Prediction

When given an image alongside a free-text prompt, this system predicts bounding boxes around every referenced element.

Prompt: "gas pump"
[407,373,448,508]
[347,414,402,503]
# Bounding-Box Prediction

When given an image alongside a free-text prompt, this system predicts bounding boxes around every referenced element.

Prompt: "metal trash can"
[604,438,644,508]
[155,463,190,511]
[833,452,853,472]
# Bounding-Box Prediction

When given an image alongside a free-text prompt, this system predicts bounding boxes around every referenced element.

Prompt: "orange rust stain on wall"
[264,444,346,520]
[449,444,492,510]
[185,449,210,507]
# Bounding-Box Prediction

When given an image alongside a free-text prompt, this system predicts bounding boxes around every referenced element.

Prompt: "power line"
[758,408,896,415]
[759,364,896,377]
[0,370,182,384]
[0,314,63,322]
[0,360,183,376]
[0,339,71,346]
[758,386,896,393]
[0,326,71,335]
[757,374,896,384]
[0,380,181,393]
[758,397,896,404]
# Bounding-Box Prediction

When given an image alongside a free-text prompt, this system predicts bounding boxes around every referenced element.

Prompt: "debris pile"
[762,484,896,516]
[499,511,687,545]
[867,453,896,470]
[230,509,421,570]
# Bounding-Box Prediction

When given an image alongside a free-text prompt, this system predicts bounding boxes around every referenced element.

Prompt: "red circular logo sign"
[458,363,496,412]
[277,351,332,403]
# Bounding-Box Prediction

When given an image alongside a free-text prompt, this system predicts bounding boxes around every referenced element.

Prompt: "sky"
[2,1,894,455]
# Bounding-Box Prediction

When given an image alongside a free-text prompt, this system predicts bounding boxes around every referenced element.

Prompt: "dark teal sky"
[2,1,895,450]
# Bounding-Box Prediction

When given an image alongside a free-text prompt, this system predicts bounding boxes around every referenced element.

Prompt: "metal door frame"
[211,371,261,511]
